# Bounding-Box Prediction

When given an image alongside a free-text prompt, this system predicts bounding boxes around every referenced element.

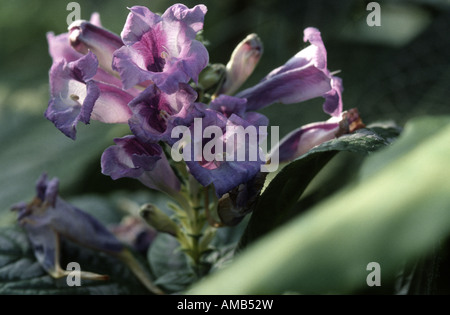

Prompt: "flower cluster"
[30,3,365,289]
[46,3,362,203]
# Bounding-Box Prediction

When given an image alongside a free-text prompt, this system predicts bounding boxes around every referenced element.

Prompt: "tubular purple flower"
[46,17,137,140]
[45,52,134,139]
[68,20,124,75]
[216,33,263,96]
[45,52,100,139]
[172,108,266,197]
[128,83,200,144]
[101,135,181,194]
[112,4,209,94]
[236,27,341,115]
[272,108,365,163]
[11,174,124,279]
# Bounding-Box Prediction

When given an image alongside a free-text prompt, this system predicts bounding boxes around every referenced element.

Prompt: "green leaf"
[154,271,196,293]
[188,116,450,294]
[147,233,193,292]
[0,227,150,294]
[239,127,396,249]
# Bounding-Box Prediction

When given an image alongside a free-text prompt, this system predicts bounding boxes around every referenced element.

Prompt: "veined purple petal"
[121,6,163,45]
[128,83,199,143]
[45,52,100,140]
[113,4,209,94]
[69,20,123,75]
[101,136,181,193]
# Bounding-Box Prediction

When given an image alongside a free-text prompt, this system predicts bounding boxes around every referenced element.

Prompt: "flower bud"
[140,204,180,236]
[68,20,123,75]
[217,33,263,96]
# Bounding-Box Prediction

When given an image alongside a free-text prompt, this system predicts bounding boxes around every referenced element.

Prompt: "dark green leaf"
[147,233,193,292]
[239,127,395,249]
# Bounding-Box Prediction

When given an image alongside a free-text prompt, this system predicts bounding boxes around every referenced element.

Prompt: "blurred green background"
[0,0,449,225]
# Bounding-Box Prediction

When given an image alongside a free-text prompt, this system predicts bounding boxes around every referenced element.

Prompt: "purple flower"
[101,135,181,194]
[171,108,266,197]
[236,27,341,115]
[112,4,209,94]
[272,108,365,163]
[11,174,124,279]
[128,83,200,144]
[46,17,136,140]
[45,52,134,139]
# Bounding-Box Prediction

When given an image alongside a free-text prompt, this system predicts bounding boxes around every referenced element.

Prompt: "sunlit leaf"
[189,116,450,294]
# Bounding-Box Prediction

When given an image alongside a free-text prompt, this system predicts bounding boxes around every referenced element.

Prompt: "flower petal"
[177,109,265,197]
[271,107,365,163]
[101,136,181,193]
[45,52,100,139]
[237,65,332,111]
[236,27,337,113]
[90,82,133,124]
[113,4,209,94]
[128,83,199,143]
[121,6,163,45]
[323,76,343,117]
[46,32,82,63]
[272,120,340,163]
